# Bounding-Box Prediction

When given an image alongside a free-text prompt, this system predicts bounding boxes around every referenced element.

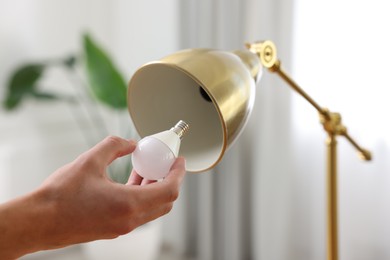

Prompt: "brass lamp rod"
[274,62,325,114]
[246,40,372,161]
[274,64,372,161]
[246,40,372,260]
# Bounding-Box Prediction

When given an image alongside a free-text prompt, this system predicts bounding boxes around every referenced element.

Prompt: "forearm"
[0,189,53,259]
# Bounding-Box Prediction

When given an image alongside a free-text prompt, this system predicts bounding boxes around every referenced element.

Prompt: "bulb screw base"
[171,120,189,139]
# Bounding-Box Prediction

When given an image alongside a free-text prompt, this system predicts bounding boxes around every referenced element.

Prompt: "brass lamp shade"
[127,48,262,172]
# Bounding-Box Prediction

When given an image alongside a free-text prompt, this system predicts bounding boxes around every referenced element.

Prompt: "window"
[292,0,390,145]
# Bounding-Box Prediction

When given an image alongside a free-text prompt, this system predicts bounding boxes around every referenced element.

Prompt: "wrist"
[0,188,56,259]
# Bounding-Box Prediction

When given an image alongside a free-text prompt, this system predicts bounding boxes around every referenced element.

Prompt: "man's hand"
[0,136,186,259]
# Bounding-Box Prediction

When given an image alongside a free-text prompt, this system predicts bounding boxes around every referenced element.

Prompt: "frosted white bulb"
[132,120,189,180]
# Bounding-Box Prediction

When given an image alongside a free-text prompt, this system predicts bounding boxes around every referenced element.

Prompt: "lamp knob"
[246,40,278,70]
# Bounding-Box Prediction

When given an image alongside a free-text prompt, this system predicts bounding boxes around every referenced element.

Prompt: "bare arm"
[0,136,186,259]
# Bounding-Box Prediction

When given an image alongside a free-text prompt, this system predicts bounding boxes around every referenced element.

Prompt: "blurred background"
[1,0,389,260]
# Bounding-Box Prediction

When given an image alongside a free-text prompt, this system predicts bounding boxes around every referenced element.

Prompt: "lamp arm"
[344,133,372,160]
[273,61,326,115]
[246,40,372,161]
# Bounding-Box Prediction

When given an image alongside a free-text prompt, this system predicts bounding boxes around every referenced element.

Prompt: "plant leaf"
[3,64,45,110]
[83,33,127,109]
[31,91,76,101]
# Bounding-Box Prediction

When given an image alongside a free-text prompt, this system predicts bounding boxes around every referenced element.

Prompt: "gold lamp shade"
[127,48,262,172]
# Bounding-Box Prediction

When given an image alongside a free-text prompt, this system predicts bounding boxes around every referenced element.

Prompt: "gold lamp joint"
[319,109,347,136]
[246,41,279,71]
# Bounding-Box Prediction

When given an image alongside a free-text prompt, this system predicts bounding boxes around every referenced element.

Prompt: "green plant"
[2,33,133,184]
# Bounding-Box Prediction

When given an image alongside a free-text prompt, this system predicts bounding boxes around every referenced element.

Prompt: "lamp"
[127,40,371,260]
[128,48,261,172]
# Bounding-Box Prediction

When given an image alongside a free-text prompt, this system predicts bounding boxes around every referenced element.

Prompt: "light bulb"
[131,120,189,180]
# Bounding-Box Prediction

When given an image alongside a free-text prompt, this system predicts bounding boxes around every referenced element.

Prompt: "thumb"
[164,157,186,185]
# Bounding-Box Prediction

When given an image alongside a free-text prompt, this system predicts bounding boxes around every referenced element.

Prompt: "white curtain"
[161,0,296,259]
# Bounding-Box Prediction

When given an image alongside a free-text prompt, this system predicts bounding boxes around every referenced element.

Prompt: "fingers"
[126,170,157,186]
[119,158,186,235]
[88,136,136,165]
[164,157,186,186]
[127,170,143,185]
[129,157,186,204]
[141,179,156,185]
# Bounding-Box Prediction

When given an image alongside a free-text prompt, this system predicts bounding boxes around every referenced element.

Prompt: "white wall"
[0,0,179,258]
[0,0,113,200]
[0,0,179,199]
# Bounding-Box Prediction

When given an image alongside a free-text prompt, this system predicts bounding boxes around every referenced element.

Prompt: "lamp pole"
[327,132,338,260]
[247,41,372,260]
